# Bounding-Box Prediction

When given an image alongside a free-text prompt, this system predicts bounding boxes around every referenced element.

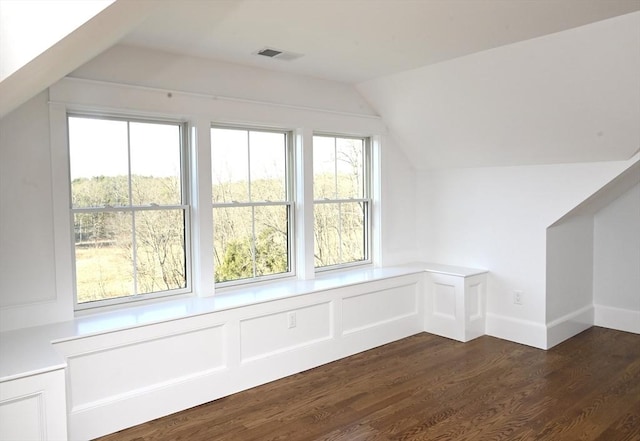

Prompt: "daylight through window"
[68,115,188,307]
[313,134,370,269]
[211,127,293,284]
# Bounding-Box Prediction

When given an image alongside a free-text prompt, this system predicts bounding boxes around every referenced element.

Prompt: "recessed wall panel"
[240,302,332,362]
[467,283,481,320]
[434,283,456,318]
[343,283,417,334]
[0,394,43,441]
[68,324,225,409]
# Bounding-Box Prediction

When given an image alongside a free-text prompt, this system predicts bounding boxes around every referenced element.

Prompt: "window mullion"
[295,128,315,280]
[338,202,343,264]
[251,205,257,278]
[333,137,338,199]
[127,122,139,296]
[192,119,214,296]
[246,130,252,202]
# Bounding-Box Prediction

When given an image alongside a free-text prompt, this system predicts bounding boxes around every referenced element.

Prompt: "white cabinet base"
[0,369,67,441]
[424,264,487,342]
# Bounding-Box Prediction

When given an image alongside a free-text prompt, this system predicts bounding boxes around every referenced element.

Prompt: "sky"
[68,116,181,180]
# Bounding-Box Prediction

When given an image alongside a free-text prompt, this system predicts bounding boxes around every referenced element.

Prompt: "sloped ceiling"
[1,0,639,168]
[549,159,640,226]
[357,12,640,169]
[119,0,640,83]
[0,0,157,119]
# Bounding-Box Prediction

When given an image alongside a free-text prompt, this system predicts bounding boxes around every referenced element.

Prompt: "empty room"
[1,1,639,440]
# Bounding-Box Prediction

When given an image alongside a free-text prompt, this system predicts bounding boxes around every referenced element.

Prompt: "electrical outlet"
[287,311,297,328]
[513,290,523,305]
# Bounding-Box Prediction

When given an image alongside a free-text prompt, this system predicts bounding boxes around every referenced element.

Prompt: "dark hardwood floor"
[95,327,640,441]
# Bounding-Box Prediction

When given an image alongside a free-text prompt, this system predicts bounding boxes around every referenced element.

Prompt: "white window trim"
[312,133,373,272]
[66,113,192,311]
[211,124,296,288]
[48,78,385,315]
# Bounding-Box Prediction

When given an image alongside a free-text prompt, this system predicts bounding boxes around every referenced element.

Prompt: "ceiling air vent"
[254,47,303,61]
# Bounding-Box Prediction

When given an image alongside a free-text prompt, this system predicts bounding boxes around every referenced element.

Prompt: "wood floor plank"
[95,327,640,441]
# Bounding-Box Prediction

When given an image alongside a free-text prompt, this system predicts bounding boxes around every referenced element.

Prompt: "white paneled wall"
[53,273,424,440]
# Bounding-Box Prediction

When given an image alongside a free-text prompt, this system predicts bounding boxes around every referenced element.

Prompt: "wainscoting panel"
[240,302,332,363]
[434,281,457,319]
[65,323,225,410]
[53,273,425,439]
[342,282,418,334]
[0,369,67,441]
[0,393,43,440]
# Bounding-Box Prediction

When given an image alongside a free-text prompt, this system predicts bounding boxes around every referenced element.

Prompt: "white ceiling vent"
[254,47,303,61]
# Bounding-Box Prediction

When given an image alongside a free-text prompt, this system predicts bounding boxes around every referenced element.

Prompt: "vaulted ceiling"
[120,0,640,83]
[1,0,639,168]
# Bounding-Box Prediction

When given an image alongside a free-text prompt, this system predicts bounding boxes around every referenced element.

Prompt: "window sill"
[0,262,487,383]
[68,263,428,338]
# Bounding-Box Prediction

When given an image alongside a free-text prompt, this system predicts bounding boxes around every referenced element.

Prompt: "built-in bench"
[0,262,487,440]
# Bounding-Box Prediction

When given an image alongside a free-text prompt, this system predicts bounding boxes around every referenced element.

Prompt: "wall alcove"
[546,159,640,347]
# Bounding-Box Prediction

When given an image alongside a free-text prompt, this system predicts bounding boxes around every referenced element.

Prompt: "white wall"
[593,183,640,332]
[71,44,378,118]
[379,133,420,265]
[546,215,594,346]
[0,91,75,328]
[0,91,53,306]
[417,160,635,348]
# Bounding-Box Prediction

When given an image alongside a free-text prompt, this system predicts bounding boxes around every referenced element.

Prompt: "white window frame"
[68,113,192,311]
[211,124,296,287]
[312,133,372,272]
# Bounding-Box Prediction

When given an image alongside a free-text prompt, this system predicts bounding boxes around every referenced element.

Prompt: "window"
[68,115,188,308]
[313,134,370,269]
[211,126,293,284]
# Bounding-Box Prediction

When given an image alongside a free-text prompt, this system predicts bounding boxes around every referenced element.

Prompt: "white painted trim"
[49,77,386,135]
[190,119,215,296]
[546,304,594,349]
[0,368,68,440]
[371,134,383,267]
[594,304,640,334]
[485,312,547,349]
[294,128,315,279]
[61,77,383,120]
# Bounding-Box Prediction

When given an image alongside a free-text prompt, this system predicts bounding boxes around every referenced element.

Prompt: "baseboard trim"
[594,304,640,334]
[485,313,546,349]
[546,305,594,349]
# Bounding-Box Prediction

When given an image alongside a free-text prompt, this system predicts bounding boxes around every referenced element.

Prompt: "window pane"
[213,206,254,282]
[341,202,366,262]
[314,202,367,268]
[211,128,249,203]
[70,115,188,307]
[314,203,340,267]
[313,136,336,199]
[130,122,182,206]
[69,117,129,207]
[135,209,186,294]
[313,134,369,270]
[249,131,287,201]
[254,205,289,276]
[74,211,133,303]
[212,127,292,285]
[336,138,364,199]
